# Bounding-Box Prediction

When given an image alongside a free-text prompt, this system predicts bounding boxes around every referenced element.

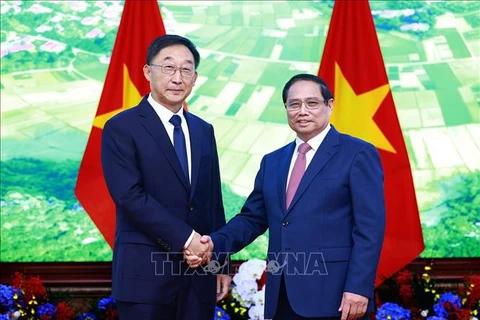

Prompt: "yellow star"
[331,62,396,153]
[93,64,142,129]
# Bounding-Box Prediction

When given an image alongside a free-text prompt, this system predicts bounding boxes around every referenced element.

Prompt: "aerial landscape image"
[1,0,479,262]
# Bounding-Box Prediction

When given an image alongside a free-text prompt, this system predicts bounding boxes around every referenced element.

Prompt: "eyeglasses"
[285,98,328,111]
[149,64,196,78]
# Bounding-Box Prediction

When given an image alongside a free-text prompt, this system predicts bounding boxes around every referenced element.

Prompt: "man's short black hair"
[146,34,200,69]
[282,74,333,104]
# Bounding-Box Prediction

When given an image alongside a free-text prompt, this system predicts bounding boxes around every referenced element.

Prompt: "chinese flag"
[318,0,424,284]
[75,0,166,248]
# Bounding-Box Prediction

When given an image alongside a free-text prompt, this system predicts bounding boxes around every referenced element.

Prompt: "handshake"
[183,232,214,268]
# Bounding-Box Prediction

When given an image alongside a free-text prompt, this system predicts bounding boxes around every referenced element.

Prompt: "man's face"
[285,80,333,142]
[143,44,197,112]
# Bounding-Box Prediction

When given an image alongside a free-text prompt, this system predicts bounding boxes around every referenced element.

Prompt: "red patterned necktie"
[286,143,312,209]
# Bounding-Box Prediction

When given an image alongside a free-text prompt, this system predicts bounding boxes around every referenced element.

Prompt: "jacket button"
[282,221,289,226]
[189,206,194,211]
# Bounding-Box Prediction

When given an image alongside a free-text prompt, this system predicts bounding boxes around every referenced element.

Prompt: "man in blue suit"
[188,74,385,319]
[101,35,230,319]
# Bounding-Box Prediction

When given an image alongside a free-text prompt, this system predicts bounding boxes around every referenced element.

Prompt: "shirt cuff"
[183,230,195,249]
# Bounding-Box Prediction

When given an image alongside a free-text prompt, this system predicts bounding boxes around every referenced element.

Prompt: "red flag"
[75,0,166,248]
[318,0,424,284]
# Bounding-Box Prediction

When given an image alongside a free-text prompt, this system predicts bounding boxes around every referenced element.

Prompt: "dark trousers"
[117,277,215,320]
[274,276,339,320]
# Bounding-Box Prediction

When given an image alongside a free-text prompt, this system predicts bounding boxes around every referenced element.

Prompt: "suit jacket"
[212,126,385,318]
[101,95,226,305]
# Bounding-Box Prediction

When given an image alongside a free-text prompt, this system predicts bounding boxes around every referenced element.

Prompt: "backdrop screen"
[1,1,479,262]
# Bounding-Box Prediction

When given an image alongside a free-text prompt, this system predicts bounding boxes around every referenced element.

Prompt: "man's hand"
[184,234,213,268]
[183,233,213,267]
[338,292,368,320]
[216,274,231,302]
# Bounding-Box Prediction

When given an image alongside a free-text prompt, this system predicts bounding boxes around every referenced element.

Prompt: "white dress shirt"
[148,94,192,181]
[286,124,331,188]
[147,94,195,248]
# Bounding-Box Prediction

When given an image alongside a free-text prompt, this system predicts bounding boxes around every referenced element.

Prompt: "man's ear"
[192,71,198,86]
[327,99,334,114]
[143,64,151,81]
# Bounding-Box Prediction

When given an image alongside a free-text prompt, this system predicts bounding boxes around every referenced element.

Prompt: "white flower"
[231,290,253,307]
[232,260,265,309]
[252,286,265,306]
[238,258,266,280]
[231,275,257,308]
[232,259,267,316]
[232,279,257,308]
[232,273,258,293]
[233,271,254,284]
[420,310,429,317]
[248,304,265,320]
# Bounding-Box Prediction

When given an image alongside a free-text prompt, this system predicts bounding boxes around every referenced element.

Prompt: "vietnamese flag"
[318,0,424,284]
[75,0,166,248]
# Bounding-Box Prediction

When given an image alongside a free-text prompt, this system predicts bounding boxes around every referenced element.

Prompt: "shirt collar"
[294,124,331,152]
[147,93,185,123]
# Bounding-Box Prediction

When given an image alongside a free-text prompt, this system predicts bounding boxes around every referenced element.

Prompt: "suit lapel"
[184,111,201,201]
[138,97,190,190]
[286,127,340,214]
[278,142,296,216]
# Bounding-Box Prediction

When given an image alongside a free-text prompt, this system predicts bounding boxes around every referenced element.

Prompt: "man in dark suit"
[101,34,231,320]
[188,74,385,320]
